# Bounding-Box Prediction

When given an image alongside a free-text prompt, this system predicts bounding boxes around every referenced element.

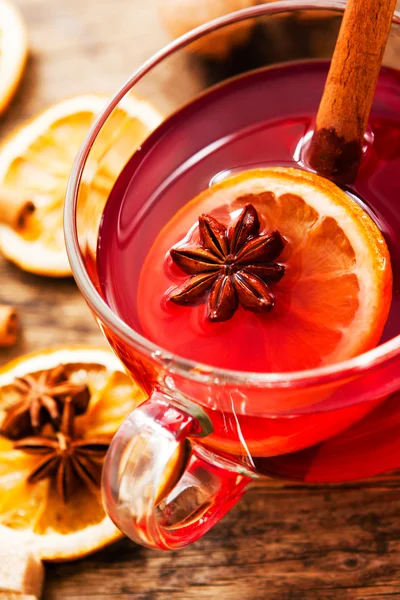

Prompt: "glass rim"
[64,0,400,389]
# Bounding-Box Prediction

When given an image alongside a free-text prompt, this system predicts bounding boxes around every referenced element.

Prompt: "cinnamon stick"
[0,305,19,347]
[0,187,35,230]
[307,0,397,183]
[0,536,44,597]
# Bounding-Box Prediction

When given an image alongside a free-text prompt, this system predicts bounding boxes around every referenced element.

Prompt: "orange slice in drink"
[138,167,392,373]
[0,95,162,276]
[0,346,145,561]
[0,0,27,115]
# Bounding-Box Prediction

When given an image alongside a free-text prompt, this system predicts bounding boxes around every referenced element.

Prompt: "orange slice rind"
[0,0,28,115]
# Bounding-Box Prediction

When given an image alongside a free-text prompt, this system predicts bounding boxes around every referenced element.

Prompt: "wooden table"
[1,1,400,598]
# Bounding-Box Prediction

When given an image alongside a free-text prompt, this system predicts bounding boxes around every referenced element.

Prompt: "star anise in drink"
[169,203,285,322]
[14,398,110,503]
[1,365,90,440]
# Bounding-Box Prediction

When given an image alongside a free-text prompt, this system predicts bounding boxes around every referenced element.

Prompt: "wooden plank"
[43,482,400,599]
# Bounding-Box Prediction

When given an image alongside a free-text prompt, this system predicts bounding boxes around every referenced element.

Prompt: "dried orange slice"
[0,95,162,276]
[0,0,27,115]
[139,167,392,372]
[0,346,145,561]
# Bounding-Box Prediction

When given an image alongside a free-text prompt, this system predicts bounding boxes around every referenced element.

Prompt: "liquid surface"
[98,61,400,372]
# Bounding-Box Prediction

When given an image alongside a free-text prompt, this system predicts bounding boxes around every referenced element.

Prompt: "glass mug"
[64,1,400,550]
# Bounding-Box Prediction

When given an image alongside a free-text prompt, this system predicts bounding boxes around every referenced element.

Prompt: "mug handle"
[102,388,251,550]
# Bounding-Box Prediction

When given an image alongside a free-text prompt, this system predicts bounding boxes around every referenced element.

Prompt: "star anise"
[169,204,285,322]
[14,398,110,503]
[1,365,90,440]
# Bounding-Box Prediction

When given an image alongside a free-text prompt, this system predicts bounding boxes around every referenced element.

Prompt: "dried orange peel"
[0,95,162,277]
[0,0,27,115]
[0,346,146,562]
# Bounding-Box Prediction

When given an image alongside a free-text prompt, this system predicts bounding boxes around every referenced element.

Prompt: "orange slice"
[0,0,27,115]
[138,167,392,373]
[0,95,162,276]
[0,346,146,561]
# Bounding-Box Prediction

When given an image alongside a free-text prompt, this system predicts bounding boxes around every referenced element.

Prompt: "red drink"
[97,61,400,481]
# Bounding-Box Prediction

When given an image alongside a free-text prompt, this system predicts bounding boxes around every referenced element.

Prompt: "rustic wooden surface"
[1,0,400,598]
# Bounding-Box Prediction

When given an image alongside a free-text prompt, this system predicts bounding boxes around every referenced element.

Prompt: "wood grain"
[0,1,400,598]
[43,479,400,600]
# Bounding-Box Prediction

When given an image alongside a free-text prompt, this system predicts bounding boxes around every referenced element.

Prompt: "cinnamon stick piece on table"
[0,305,19,347]
[0,536,44,598]
[307,0,397,183]
[0,187,35,230]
